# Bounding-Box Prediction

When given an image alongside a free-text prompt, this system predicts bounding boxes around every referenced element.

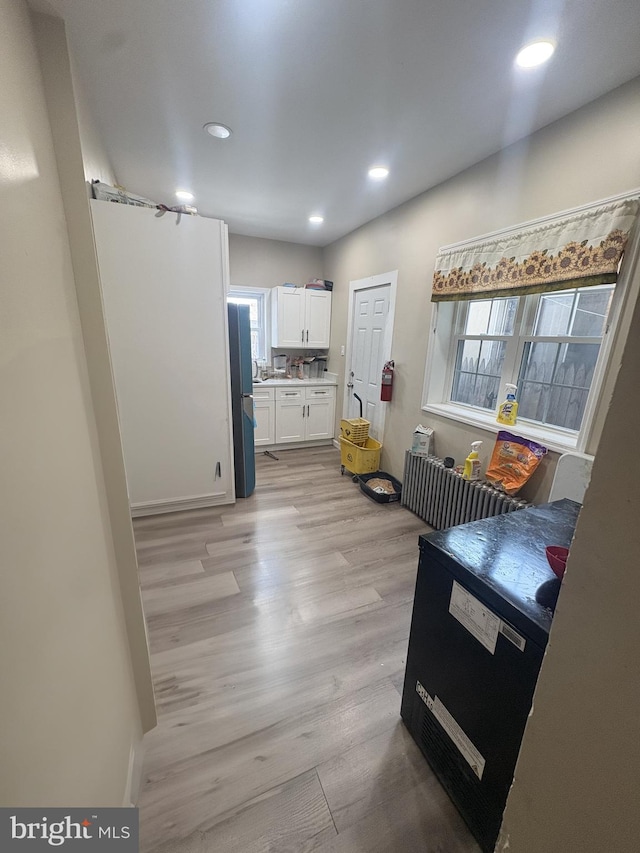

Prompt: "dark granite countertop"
[419,499,581,646]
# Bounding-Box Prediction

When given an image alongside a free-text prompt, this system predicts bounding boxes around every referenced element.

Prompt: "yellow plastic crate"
[340,417,370,446]
[339,436,382,476]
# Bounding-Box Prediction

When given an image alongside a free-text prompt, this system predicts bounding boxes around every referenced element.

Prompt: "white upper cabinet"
[271,286,331,349]
[305,289,332,348]
[272,287,306,347]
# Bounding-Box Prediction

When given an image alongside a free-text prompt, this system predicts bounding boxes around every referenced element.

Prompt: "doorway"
[343,271,397,441]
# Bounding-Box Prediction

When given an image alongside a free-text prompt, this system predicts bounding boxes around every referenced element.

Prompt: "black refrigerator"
[401,499,580,852]
[227,303,256,498]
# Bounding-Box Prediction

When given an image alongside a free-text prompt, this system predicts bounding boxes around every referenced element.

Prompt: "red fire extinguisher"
[381,360,394,402]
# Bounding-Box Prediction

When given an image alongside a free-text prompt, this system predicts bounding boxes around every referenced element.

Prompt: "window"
[451,297,518,413]
[424,283,618,451]
[227,287,269,359]
[425,192,640,452]
[517,287,613,431]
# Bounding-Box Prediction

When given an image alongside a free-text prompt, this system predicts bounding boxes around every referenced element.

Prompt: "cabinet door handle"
[307,405,310,417]
[302,404,305,417]
[301,329,304,343]
[306,330,309,342]
[215,461,221,479]
[284,392,297,396]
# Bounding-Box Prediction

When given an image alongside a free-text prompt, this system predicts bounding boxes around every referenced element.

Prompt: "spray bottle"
[462,441,482,481]
[496,384,519,426]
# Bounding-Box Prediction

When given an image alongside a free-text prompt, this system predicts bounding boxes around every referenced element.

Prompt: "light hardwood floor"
[134,446,480,853]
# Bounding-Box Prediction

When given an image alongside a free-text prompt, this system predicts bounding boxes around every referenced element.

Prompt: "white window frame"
[227,286,270,360]
[423,235,639,455]
[446,296,524,415]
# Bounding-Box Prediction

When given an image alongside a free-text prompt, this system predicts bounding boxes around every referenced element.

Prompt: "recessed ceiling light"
[308,215,324,224]
[175,190,195,202]
[204,122,232,139]
[368,166,389,180]
[515,40,555,68]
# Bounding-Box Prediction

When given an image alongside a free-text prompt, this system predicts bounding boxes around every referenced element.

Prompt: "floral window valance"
[431,197,640,302]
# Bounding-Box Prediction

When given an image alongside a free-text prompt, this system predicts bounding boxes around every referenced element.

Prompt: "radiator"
[402,451,527,530]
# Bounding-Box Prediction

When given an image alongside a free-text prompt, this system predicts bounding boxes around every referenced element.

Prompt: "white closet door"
[347,285,390,440]
[91,201,234,511]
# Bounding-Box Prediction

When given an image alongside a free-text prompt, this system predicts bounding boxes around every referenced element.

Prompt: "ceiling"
[46,0,640,246]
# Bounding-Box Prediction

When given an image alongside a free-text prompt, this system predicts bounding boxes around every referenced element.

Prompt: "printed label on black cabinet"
[448,581,500,654]
[416,682,486,780]
[499,620,526,651]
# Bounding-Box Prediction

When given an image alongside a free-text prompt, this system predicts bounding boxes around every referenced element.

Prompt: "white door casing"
[343,271,397,442]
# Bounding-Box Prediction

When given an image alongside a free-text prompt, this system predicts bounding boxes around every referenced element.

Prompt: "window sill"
[421,402,582,454]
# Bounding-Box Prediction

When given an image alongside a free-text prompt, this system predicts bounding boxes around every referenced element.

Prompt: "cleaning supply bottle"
[462,441,482,481]
[496,384,519,426]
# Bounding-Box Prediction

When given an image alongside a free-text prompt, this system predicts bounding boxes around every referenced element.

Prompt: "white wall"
[0,0,149,805]
[498,235,640,852]
[71,57,118,186]
[32,9,156,739]
[324,77,640,502]
[229,233,323,290]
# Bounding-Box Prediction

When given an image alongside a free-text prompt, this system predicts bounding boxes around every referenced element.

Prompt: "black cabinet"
[401,500,580,852]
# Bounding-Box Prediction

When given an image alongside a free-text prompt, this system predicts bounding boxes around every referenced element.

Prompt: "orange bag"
[485,431,547,495]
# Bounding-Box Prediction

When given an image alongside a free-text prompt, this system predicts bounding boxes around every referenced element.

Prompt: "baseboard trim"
[332,438,340,450]
[255,439,335,453]
[123,734,145,807]
[131,491,231,517]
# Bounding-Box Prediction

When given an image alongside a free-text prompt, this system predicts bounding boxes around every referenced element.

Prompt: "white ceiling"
[50,0,640,246]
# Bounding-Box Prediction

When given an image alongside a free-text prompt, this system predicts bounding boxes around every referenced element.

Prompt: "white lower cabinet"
[275,388,305,443]
[264,384,336,447]
[305,386,335,441]
[253,387,276,446]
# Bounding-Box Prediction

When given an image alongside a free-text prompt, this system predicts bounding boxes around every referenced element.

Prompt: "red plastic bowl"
[546,545,569,579]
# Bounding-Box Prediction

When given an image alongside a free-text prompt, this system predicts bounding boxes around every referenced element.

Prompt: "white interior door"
[345,273,396,441]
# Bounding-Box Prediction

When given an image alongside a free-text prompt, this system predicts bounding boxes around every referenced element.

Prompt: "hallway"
[134,447,479,852]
